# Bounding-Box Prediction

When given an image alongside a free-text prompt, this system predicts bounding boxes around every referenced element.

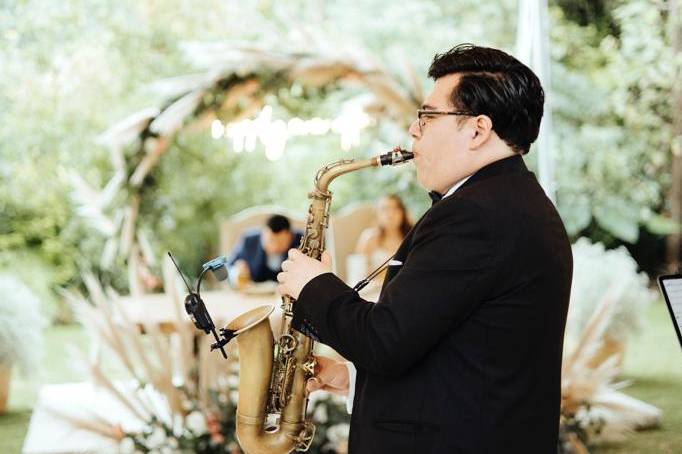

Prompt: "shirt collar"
[442,174,473,199]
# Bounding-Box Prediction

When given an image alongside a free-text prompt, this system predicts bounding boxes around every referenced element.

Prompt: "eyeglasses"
[416,109,475,134]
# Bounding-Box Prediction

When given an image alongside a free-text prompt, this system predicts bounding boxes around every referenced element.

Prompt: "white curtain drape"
[515,0,555,203]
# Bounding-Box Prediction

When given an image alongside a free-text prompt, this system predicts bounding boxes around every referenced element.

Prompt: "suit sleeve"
[292,199,494,376]
[227,234,248,266]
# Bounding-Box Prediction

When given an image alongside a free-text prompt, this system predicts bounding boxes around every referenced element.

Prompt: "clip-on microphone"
[167,252,235,359]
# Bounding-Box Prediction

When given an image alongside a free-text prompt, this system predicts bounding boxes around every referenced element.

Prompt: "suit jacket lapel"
[380,213,427,291]
[379,155,529,292]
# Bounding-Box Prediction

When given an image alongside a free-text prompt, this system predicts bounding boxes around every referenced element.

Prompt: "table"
[116,286,283,334]
[114,285,352,359]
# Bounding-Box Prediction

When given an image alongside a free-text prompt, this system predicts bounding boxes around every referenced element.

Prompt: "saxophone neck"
[314,147,413,193]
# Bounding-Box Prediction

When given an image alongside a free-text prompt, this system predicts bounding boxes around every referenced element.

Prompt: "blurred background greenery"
[2,0,678,320]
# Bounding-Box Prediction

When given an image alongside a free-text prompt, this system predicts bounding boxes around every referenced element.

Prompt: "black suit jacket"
[227,229,303,282]
[292,155,573,453]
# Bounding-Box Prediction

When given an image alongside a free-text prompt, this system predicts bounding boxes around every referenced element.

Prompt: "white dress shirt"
[344,174,472,413]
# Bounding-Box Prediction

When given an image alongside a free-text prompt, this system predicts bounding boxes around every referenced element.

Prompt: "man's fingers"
[315,365,347,388]
[320,369,347,389]
[307,377,343,395]
[306,377,322,393]
[306,358,350,396]
[321,250,333,267]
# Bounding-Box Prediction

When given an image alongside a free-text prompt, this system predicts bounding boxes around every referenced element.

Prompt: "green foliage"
[0,0,236,308]
[551,1,676,244]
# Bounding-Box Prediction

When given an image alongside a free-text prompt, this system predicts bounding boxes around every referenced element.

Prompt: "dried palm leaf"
[561,280,662,444]
[127,244,143,297]
[66,171,116,236]
[110,293,159,388]
[360,73,417,120]
[401,59,424,105]
[185,111,217,134]
[43,405,122,440]
[289,58,361,87]
[96,107,160,149]
[81,350,150,422]
[100,236,119,270]
[149,89,205,136]
[136,228,156,267]
[149,72,220,99]
[591,388,661,440]
[82,272,144,382]
[129,137,169,187]
[563,282,622,376]
[119,197,139,258]
[99,169,126,210]
[162,253,194,387]
[219,79,261,111]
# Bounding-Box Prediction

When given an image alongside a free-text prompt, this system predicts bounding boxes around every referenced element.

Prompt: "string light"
[211,103,374,161]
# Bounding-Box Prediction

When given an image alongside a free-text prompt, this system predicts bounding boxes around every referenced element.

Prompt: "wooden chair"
[327,202,376,282]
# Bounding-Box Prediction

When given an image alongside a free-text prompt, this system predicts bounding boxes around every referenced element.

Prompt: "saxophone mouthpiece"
[377,146,414,166]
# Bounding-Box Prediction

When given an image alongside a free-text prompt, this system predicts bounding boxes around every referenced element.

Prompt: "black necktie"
[428,191,443,206]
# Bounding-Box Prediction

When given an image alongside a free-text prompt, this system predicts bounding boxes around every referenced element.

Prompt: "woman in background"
[354,194,412,286]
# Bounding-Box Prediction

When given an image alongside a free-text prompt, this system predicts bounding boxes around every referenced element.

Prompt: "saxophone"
[222,147,413,454]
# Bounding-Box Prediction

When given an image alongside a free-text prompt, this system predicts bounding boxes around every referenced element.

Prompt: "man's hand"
[306,355,350,396]
[277,249,332,299]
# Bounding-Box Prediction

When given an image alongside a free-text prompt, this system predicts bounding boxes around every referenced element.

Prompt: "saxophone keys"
[301,356,316,377]
[278,334,298,353]
[289,421,316,452]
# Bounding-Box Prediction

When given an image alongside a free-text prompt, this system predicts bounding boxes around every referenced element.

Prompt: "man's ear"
[469,115,493,150]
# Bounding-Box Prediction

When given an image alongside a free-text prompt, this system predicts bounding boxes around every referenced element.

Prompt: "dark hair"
[266,214,291,233]
[427,43,544,154]
[377,194,413,243]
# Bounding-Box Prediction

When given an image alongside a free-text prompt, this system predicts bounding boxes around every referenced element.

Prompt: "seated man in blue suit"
[227,214,303,284]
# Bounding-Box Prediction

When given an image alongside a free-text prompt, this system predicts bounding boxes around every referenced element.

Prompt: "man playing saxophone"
[277,44,572,454]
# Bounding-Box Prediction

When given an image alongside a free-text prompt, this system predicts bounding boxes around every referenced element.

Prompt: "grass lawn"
[0,301,680,453]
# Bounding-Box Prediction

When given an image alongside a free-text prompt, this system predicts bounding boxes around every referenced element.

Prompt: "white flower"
[185,410,207,434]
[119,437,136,454]
[0,274,46,374]
[326,423,350,443]
[146,426,167,449]
[568,237,655,342]
[313,403,328,423]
